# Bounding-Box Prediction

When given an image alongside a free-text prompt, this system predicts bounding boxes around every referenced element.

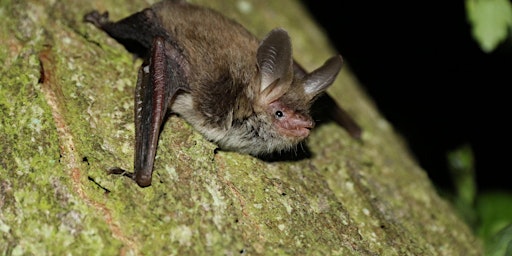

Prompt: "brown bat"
[84,0,361,187]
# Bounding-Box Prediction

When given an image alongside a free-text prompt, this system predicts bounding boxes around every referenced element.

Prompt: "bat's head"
[248,28,343,154]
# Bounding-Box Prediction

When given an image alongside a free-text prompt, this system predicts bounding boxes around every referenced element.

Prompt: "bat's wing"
[315,93,362,139]
[108,37,190,187]
[86,9,191,187]
[84,9,165,58]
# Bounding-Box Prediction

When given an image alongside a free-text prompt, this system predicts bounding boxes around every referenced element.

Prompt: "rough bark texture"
[0,0,481,255]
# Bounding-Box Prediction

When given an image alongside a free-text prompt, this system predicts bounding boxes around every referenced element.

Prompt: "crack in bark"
[38,46,138,254]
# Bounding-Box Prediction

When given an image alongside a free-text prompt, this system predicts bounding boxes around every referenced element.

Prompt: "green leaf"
[476,192,512,256]
[466,0,512,52]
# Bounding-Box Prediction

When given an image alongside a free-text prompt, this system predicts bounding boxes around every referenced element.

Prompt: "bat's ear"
[303,55,343,100]
[256,28,294,104]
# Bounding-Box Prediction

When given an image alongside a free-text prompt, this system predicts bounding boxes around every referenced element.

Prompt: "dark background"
[301,1,511,192]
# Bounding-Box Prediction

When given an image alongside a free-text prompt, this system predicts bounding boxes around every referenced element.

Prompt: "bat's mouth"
[278,121,314,138]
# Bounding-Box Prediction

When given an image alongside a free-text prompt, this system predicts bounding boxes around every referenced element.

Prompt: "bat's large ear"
[303,55,343,101]
[256,28,294,104]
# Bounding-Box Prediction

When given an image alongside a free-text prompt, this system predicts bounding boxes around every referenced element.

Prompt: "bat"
[84,0,361,187]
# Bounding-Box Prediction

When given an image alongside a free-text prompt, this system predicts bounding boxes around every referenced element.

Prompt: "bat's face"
[267,100,314,139]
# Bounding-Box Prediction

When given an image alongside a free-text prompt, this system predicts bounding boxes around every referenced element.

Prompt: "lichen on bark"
[0,0,481,255]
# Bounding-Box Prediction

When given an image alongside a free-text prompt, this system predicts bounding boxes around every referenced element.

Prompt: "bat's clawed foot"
[83,10,111,28]
[108,167,153,187]
[108,167,135,179]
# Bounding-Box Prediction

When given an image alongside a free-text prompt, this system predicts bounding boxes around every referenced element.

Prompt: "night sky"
[301,1,512,192]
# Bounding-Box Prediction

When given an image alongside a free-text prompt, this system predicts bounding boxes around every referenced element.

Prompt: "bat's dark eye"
[275,110,284,118]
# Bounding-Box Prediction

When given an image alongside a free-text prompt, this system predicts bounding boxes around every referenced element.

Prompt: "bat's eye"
[275,110,284,118]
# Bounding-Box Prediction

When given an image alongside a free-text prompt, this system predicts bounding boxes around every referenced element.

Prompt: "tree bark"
[0,0,481,255]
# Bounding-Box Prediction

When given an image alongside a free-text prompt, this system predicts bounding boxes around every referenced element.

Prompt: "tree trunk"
[0,0,481,255]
